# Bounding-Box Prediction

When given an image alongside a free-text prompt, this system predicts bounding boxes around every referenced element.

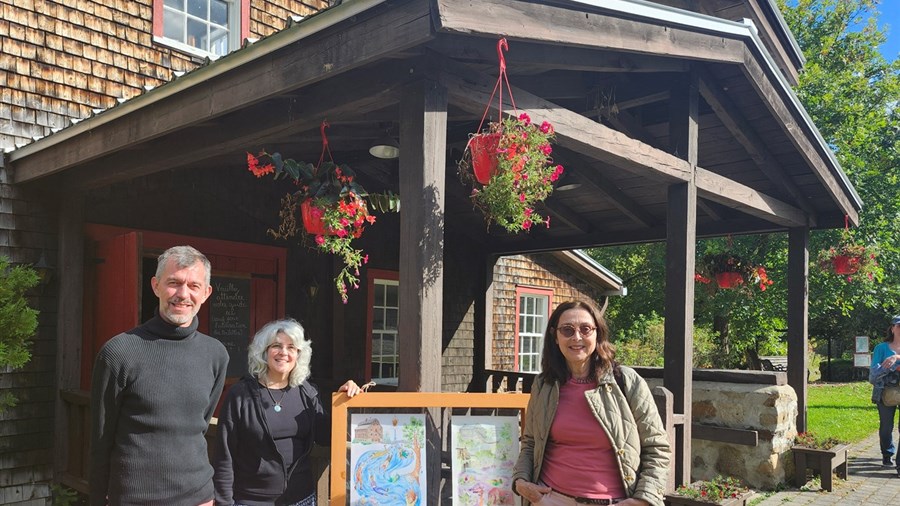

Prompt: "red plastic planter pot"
[300,199,367,238]
[715,271,744,289]
[301,199,329,236]
[831,255,861,275]
[469,133,502,184]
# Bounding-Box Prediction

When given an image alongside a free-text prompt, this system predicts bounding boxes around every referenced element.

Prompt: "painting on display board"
[451,415,521,506]
[349,413,427,506]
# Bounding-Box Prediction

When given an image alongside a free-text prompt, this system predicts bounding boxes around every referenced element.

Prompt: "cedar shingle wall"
[0,0,327,151]
[492,254,606,372]
[0,0,326,502]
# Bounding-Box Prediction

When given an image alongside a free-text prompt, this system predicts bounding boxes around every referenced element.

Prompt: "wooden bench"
[760,355,788,372]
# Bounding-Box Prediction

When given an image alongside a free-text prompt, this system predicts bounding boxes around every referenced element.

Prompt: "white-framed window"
[154,0,243,57]
[516,289,551,373]
[369,276,400,385]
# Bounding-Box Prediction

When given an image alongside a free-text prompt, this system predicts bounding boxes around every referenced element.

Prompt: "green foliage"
[0,256,40,412]
[793,431,846,449]
[781,0,900,352]
[612,313,725,368]
[51,483,83,506]
[806,382,873,443]
[672,475,750,503]
[590,0,900,366]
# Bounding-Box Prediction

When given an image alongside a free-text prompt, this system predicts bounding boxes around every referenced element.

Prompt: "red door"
[82,224,287,394]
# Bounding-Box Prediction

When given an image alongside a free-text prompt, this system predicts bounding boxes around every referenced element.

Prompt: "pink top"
[539,378,627,499]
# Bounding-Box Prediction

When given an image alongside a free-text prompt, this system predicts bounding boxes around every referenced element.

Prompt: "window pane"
[164,0,183,9]
[210,0,228,25]
[386,284,398,307]
[163,11,184,41]
[385,308,398,330]
[188,0,207,18]
[186,18,205,49]
[373,309,384,331]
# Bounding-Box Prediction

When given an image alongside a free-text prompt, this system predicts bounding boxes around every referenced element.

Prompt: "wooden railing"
[59,389,91,494]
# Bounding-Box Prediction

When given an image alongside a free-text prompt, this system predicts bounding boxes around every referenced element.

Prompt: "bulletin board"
[330,392,529,506]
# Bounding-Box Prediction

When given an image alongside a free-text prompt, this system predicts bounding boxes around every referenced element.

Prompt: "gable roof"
[7,0,861,252]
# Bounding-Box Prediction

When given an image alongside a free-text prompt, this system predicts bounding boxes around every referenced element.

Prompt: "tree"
[0,256,40,411]
[591,0,900,367]
[782,0,900,353]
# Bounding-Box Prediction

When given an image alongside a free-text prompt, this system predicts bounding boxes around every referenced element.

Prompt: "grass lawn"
[806,381,875,444]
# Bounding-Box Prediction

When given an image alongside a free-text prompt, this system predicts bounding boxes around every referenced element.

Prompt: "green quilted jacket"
[512,365,670,506]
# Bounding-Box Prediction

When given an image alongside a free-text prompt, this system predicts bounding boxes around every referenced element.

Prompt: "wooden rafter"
[697,66,818,223]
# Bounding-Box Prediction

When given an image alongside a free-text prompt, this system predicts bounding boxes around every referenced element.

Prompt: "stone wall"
[647,378,798,490]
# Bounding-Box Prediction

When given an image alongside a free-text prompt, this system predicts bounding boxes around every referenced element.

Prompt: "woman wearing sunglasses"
[512,300,670,506]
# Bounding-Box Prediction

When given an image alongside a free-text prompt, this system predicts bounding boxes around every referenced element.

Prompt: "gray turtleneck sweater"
[90,312,229,506]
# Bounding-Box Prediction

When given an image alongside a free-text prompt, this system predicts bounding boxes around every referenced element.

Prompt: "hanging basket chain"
[475,38,518,135]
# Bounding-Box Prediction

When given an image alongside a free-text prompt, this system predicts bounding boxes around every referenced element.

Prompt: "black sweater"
[213,376,330,506]
[90,313,229,506]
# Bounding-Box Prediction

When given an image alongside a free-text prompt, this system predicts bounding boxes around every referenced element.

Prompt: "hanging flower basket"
[468,132,502,184]
[816,238,878,281]
[458,38,563,233]
[246,120,396,303]
[695,252,773,293]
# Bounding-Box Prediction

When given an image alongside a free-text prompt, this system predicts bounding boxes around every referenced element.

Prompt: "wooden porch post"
[664,69,698,488]
[54,192,85,476]
[397,78,447,393]
[788,227,809,432]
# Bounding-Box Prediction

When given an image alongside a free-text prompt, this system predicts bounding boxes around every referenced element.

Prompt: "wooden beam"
[695,167,807,227]
[428,35,690,74]
[398,78,447,393]
[577,166,657,228]
[692,424,759,446]
[738,46,858,224]
[436,57,695,183]
[433,0,747,65]
[787,227,809,432]
[540,197,593,233]
[633,366,788,386]
[664,182,695,489]
[59,61,413,190]
[697,67,818,221]
[12,1,434,183]
[54,192,85,477]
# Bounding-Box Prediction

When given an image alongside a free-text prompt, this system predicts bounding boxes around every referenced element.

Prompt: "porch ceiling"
[9,0,860,255]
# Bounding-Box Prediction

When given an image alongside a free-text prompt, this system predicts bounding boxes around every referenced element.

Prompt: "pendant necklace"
[265,383,288,413]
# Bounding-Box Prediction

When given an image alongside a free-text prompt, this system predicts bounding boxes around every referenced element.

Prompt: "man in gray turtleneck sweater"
[90,246,229,506]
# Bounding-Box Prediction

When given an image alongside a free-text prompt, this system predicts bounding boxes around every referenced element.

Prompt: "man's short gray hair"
[156,246,211,285]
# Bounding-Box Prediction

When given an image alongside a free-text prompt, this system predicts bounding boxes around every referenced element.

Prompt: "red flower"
[247,152,274,178]
[540,121,553,134]
[518,112,531,125]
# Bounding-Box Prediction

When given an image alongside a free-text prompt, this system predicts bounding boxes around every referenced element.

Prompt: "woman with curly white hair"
[213,319,362,506]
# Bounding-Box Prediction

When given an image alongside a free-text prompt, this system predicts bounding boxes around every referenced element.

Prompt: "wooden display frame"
[330,392,530,505]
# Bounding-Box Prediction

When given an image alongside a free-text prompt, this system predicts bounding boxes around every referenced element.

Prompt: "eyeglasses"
[556,324,596,338]
[268,343,299,354]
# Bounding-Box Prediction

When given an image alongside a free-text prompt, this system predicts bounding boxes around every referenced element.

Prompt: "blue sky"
[879,2,899,60]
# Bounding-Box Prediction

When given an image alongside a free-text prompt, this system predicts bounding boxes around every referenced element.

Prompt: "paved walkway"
[751,430,900,505]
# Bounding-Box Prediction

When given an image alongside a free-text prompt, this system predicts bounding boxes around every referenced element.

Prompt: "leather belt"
[552,488,624,505]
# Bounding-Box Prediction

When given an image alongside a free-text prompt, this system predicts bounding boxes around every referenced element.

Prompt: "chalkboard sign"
[210,276,251,377]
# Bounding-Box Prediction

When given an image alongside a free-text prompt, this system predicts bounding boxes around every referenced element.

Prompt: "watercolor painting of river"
[349,413,427,506]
